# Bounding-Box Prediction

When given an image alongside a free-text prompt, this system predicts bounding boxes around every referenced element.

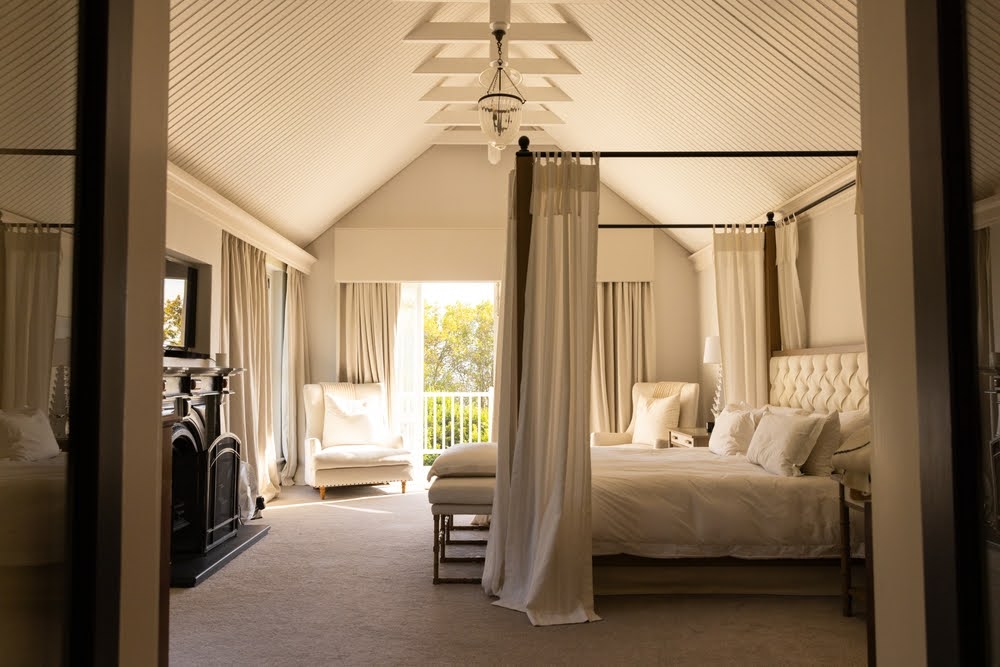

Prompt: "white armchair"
[303,382,413,499]
[590,381,701,447]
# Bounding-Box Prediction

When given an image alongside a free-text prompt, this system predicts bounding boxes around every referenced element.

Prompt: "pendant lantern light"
[478,29,525,151]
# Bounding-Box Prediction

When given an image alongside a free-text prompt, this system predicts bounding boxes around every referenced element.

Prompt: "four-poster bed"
[481,135,866,624]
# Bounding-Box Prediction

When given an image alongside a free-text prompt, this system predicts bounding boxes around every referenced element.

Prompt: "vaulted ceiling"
[167,0,863,250]
[4,1,1000,252]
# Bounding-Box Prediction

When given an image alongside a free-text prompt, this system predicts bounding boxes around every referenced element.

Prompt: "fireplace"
[170,401,241,555]
[164,366,269,586]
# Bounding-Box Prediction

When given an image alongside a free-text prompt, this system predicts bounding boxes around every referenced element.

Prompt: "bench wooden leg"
[433,514,441,584]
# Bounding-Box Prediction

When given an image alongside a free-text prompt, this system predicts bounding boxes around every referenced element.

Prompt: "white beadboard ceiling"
[3,1,999,250]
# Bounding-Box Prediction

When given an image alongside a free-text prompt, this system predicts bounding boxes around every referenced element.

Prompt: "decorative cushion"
[426,442,497,480]
[838,409,871,445]
[632,394,681,446]
[708,407,756,456]
[764,406,842,477]
[832,425,873,474]
[746,411,825,477]
[312,445,410,469]
[321,394,385,447]
[428,476,495,506]
[0,409,60,461]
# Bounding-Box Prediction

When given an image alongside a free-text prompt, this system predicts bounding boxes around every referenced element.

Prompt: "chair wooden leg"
[319,486,326,500]
[401,480,407,494]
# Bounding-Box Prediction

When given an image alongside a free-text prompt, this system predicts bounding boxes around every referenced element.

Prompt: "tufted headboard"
[768,347,869,413]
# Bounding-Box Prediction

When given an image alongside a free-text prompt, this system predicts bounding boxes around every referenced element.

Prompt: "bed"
[591,445,854,559]
[589,349,869,593]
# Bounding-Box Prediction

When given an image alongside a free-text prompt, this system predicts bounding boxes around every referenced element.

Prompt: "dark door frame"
[911,0,988,663]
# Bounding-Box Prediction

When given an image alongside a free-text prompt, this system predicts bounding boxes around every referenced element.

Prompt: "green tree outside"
[422,298,494,464]
[164,294,184,346]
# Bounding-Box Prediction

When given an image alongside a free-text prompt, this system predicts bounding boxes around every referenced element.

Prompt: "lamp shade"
[703,335,721,364]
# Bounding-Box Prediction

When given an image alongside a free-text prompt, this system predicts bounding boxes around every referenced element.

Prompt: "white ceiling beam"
[434,129,557,146]
[425,109,564,125]
[414,57,579,75]
[404,22,590,43]
[420,85,571,102]
[490,0,510,27]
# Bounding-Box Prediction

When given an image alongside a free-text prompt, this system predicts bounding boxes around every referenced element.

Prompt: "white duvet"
[591,445,858,559]
[0,454,66,567]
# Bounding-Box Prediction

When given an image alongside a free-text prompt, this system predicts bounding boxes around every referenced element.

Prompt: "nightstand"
[668,426,710,448]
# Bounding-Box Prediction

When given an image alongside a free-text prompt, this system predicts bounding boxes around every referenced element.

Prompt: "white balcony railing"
[398,390,492,463]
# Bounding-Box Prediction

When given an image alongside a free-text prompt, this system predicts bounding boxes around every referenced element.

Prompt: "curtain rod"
[0,212,73,229]
[598,181,858,230]
[516,136,858,159]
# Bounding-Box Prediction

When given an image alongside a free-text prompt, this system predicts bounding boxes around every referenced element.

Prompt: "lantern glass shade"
[478,92,523,150]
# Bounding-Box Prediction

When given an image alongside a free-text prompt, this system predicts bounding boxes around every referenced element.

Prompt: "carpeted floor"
[170,484,866,666]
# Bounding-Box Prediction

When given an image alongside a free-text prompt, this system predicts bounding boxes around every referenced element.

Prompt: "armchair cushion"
[631,394,680,446]
[313,445,411,469]
[320,385,389,447]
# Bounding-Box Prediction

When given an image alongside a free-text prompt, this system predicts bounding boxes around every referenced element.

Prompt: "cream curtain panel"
[713,226,768,407]
[340,282,401,423]
[775,215,808,350]
[222,232,280,502]
[0,226,61,410]
[976,229,994,367]
[282,267,311,486]
[484,153,601,626]
[590,282,654,433]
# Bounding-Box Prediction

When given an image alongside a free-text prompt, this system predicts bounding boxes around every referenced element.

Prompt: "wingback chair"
[303,382,413,499]
[590,381,701,447]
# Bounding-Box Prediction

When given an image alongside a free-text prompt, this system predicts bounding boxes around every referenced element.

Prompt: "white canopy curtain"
[484,152,601,626]
[282,267,311,486]
[774,214,808,350]
[713,225,768,407]
[590,282,654,432]
[394,283,423,453]
[222,232,280,502]
[0,225,61,410]
[340,282,401,424]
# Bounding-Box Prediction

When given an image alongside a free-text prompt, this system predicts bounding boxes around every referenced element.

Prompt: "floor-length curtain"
[0,226,61,410]
[222,232,280,501]
[590,281,654,432]
[485,153,601,626]
[775,215,808,350]
[394,283,423,453]
[713,226,768,407]
[340,282,400,424]
[282,267,310,486]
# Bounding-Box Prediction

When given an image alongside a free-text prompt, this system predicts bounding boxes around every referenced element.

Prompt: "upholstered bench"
[426,443,497,584]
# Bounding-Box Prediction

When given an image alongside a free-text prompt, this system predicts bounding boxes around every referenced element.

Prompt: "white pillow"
[708,407,756,456]
[746,412,825,476]
[838,409,871,444]
[321,395,384,447]
[632,394,680,446]
[427,442,498,480]
[0,409,60,461]
[801,411,841,476]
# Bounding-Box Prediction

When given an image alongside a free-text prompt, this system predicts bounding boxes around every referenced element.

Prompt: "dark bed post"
[514,136,534,417]
[764,212,782,353]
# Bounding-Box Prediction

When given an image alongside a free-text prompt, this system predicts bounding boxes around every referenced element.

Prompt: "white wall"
[797,193,865,346]
[305,144,701,387]
[165,199,223,355]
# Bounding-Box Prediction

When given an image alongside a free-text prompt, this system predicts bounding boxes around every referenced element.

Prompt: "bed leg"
[433,514,441,584]
[839,483,852,617]
[319,486,326,501]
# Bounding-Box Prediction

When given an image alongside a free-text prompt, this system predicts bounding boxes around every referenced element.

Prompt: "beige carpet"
[170,485,866,666]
